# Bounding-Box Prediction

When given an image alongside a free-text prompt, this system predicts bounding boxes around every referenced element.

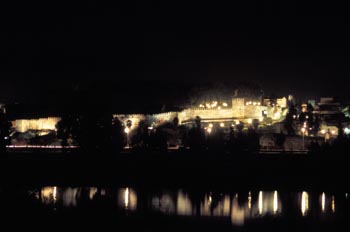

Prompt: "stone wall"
[13,117,61,133]
[179,108,233,123]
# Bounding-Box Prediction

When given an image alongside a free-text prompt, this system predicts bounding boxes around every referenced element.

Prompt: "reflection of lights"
[89,188,98,200]
[247,119,252,124]
[248,191,252,209]
[273,191,278,214]
[125,188,129,208]
[346,193,348,198]
[331,196,335,213]
[199,104,204,108]
[207,128,212,134]
[209,123,213,128]
[223,102,228,107]
[118,188,137,211]
[41,186,58,204]
[124,127,130,134]
[301,191,309,216]
[258,191,263,215]
[148,126,153,130]
[293,115,296,119]
[53,186,57,202]
[208,196,212,205]
[220,123,225,127]
[321,192,326,213]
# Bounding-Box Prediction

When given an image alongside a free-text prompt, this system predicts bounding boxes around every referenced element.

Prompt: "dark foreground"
[0,151,349,231]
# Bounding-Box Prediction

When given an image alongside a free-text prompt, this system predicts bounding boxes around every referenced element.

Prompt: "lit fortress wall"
[13,117,61,133]
[114,96,286,128]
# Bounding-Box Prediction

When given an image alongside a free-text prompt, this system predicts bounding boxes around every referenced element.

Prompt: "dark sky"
[1,1,350,108]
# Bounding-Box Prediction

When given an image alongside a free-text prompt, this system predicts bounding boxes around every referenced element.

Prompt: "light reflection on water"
[30,187,345,226]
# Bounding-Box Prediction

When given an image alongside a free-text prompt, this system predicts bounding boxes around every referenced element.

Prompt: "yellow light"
[124,127,130,134]
[235,120,240,125]
[199,104,204,108]
[258,102,261,106]
[301,128,306,133]
[223,102,228,107]
[321,129,326,134]
[220,123,225,127]
[218,106,221,110]
[259,117,263,122]
[207,127,212,134]
[331,130,336,135]
[247,119,252,124]
[331,196,335,213]
[253,102,257,106]
[248,191,252,210]
[209,123,213,128]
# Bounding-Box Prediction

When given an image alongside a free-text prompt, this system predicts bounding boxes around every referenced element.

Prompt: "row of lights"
[199,101,229,109]
[245,101,261,106]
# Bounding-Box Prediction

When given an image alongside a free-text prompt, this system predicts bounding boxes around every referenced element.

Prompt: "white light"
[259,117,263,122]
[301,128,306,133]
[207,128,212,134]
[306,115,309,119]
[220,123,225,127]
[321,130,326,134]
[53,186,57,202]
[321,192,326,213]
[258,191,263,215]
[331,196,335,213]
[218,106,221,110]
[273,191,278,214]
[331,130,336,135]
[247,119,252,124]
[124,127,130,134]
[293,115,296,119]
[199,104,204,108]
[345,128,350,135]
[209,123,213,128]
[148,127,153,130]
[222,102,228,107]
[301,191,309,216]
[125,188,129,209]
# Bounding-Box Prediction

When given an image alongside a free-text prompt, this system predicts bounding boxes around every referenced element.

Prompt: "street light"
[301,127,306,150]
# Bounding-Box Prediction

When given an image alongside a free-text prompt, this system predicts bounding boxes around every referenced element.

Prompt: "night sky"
[1,1,350,111]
